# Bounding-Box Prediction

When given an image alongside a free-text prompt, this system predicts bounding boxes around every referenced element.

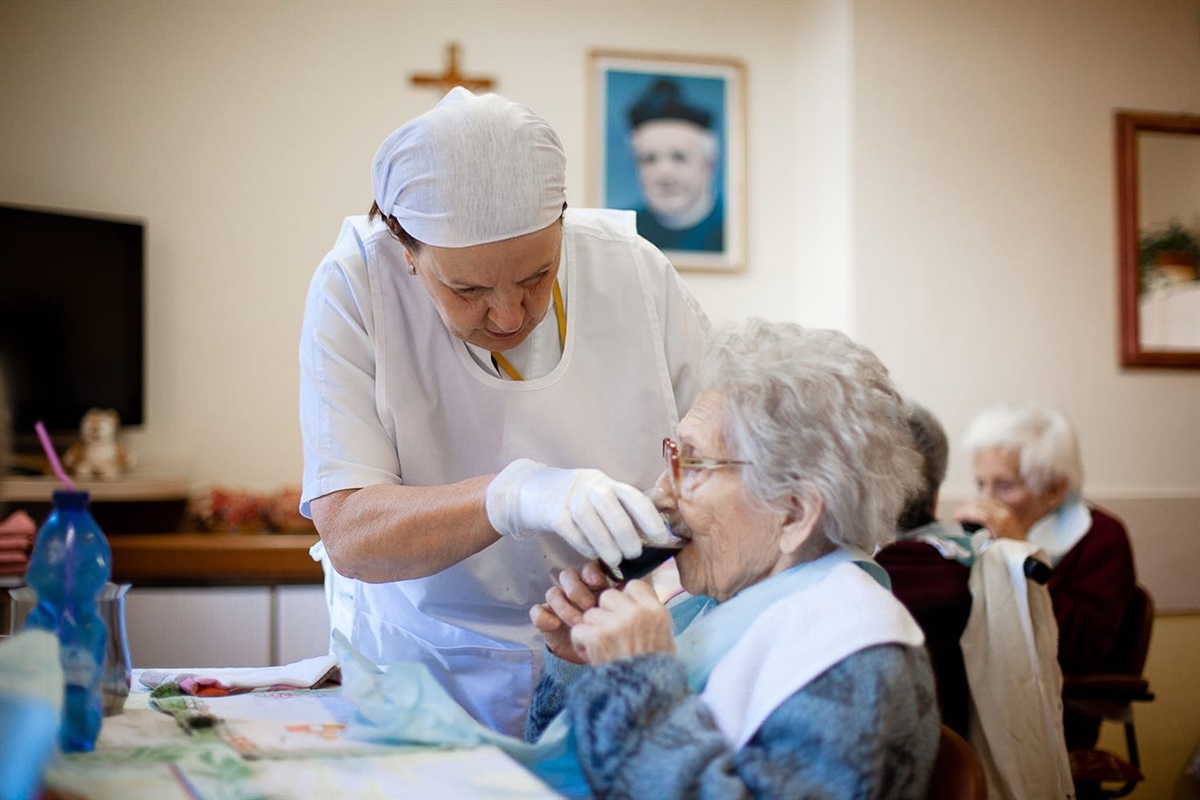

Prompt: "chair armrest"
[1062,674,1153,703]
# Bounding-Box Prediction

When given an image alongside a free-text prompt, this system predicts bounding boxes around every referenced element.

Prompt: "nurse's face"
[408,219,563,352]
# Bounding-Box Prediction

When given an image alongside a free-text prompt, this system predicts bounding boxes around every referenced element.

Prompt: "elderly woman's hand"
[530,562,611,664]
[955,496,1029,540]
[570,579,676,665]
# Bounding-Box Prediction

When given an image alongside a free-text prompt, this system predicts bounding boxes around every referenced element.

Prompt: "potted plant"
[1139,220,1200,293]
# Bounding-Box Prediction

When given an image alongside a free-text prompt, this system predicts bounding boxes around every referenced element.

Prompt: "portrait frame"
[1116,110,1200,369]
[588,49,746,273]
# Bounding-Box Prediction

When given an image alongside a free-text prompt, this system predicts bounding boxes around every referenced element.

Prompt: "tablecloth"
[42,671,560,799]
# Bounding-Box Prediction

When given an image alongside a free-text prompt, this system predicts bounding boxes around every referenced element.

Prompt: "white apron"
[316,210,689,736]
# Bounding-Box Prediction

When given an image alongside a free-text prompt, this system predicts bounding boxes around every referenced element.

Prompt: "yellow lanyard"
[491,282,566,381]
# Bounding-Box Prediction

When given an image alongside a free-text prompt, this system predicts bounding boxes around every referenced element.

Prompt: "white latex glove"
[486,459,669,567]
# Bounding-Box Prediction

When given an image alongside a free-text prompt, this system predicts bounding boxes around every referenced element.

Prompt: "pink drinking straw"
[34,420,76,491]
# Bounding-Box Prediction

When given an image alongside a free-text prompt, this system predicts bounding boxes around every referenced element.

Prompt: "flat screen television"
[0,203,145,455]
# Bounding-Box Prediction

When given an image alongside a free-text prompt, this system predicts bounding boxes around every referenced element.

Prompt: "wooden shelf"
[2,472,192,535]
[110,533,322,587]
[0,473,190,503]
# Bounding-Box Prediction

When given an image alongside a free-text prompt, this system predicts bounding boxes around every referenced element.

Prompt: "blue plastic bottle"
[23,490,112,752]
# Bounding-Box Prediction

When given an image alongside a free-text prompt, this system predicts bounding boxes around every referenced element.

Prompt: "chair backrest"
[1101,584,1155,676]
[926,723,987,800]
[876,540,973,737]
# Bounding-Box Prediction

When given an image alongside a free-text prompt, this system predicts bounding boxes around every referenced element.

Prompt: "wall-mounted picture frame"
[1116,110,1200,369]
[588,50,746,273]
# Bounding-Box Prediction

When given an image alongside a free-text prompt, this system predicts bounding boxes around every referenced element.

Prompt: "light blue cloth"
[337,549,885,797]
[1026,490,1092,567]
[894,519,982,567]
[0,630,63,800]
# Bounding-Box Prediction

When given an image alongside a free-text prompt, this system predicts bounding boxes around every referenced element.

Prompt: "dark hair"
[896,400,949,531]
[368,201,423,253]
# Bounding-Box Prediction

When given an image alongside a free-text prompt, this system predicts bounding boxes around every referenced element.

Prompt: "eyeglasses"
[662,437,750,496]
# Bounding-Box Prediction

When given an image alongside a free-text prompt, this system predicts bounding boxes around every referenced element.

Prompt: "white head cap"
[371,88,568,248]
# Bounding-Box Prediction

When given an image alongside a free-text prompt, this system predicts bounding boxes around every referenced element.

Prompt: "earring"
[407,263,417,275]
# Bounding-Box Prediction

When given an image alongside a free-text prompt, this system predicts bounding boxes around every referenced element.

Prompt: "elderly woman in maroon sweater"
[954,403,1136,748]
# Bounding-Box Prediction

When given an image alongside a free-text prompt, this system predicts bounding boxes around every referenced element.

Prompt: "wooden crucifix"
[410,43,495,94]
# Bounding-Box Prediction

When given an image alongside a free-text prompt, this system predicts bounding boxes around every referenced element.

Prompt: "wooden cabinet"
[109,533,322,586]
[110,533,326,666]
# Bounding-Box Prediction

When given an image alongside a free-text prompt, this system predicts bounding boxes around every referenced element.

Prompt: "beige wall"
[2,0,1197,795]
[1101,613,1200,800]
[2,0,1195,494]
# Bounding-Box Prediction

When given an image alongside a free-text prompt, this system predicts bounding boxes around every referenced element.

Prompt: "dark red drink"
[600,532,687,583]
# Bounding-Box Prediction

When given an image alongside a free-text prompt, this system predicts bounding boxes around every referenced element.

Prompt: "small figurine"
[63,408,137,480]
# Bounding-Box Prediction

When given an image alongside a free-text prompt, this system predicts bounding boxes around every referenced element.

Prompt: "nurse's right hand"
[486,459,669,567]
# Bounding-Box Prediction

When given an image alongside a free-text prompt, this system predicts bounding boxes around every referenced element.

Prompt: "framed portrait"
[588,50,746,272]
[1116,111,1200,369]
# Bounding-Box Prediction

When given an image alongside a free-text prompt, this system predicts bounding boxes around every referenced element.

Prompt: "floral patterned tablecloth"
[44,678,560,799]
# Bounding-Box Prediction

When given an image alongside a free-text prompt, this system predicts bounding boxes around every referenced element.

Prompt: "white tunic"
[298,208,709,736]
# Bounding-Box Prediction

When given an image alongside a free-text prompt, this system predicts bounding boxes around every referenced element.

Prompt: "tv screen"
[0,204,145,450]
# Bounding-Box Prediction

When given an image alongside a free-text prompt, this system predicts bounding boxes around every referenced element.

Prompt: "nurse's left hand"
[487,459,669,568]
[570,579,675,666]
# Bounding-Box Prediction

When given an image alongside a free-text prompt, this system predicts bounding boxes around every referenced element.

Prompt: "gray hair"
[696,319,922,552]
[898,399,949,530]
[961,404,1083,495]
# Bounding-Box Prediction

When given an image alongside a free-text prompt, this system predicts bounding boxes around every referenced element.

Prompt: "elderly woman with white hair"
[525,319,939,799]
[954,404,1136,749]
[299,88,709,736]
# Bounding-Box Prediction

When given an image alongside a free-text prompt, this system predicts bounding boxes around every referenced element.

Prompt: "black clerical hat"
[628,79,711,129]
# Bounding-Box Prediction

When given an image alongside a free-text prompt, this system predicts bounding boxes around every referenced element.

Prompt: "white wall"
[853,0,1200,498]
[2,2,1197,506]
[0,0,838,488]
[6,0,1192,496]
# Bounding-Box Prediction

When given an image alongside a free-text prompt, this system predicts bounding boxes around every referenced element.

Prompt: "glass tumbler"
[600,489,690,583]
[8,582,133,716]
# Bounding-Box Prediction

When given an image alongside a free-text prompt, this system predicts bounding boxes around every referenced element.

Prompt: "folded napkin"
[0,511,36,577]
[140,653,339,697]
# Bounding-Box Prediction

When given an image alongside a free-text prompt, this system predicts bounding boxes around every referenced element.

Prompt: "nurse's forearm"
[311,477,500,582]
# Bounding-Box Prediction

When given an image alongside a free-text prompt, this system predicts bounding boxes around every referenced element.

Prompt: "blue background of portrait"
[603,70,727,211]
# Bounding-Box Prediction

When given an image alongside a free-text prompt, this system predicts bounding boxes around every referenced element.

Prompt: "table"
[42,677,560,799]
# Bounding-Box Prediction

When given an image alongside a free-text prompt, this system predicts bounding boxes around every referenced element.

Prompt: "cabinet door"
[126,587,271,668]
[277,585,330,664]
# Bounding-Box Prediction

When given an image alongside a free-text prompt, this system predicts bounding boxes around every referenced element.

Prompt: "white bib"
[701,561,925,749]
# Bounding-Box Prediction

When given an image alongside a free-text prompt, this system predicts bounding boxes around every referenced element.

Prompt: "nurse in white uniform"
[299,88,710,737]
